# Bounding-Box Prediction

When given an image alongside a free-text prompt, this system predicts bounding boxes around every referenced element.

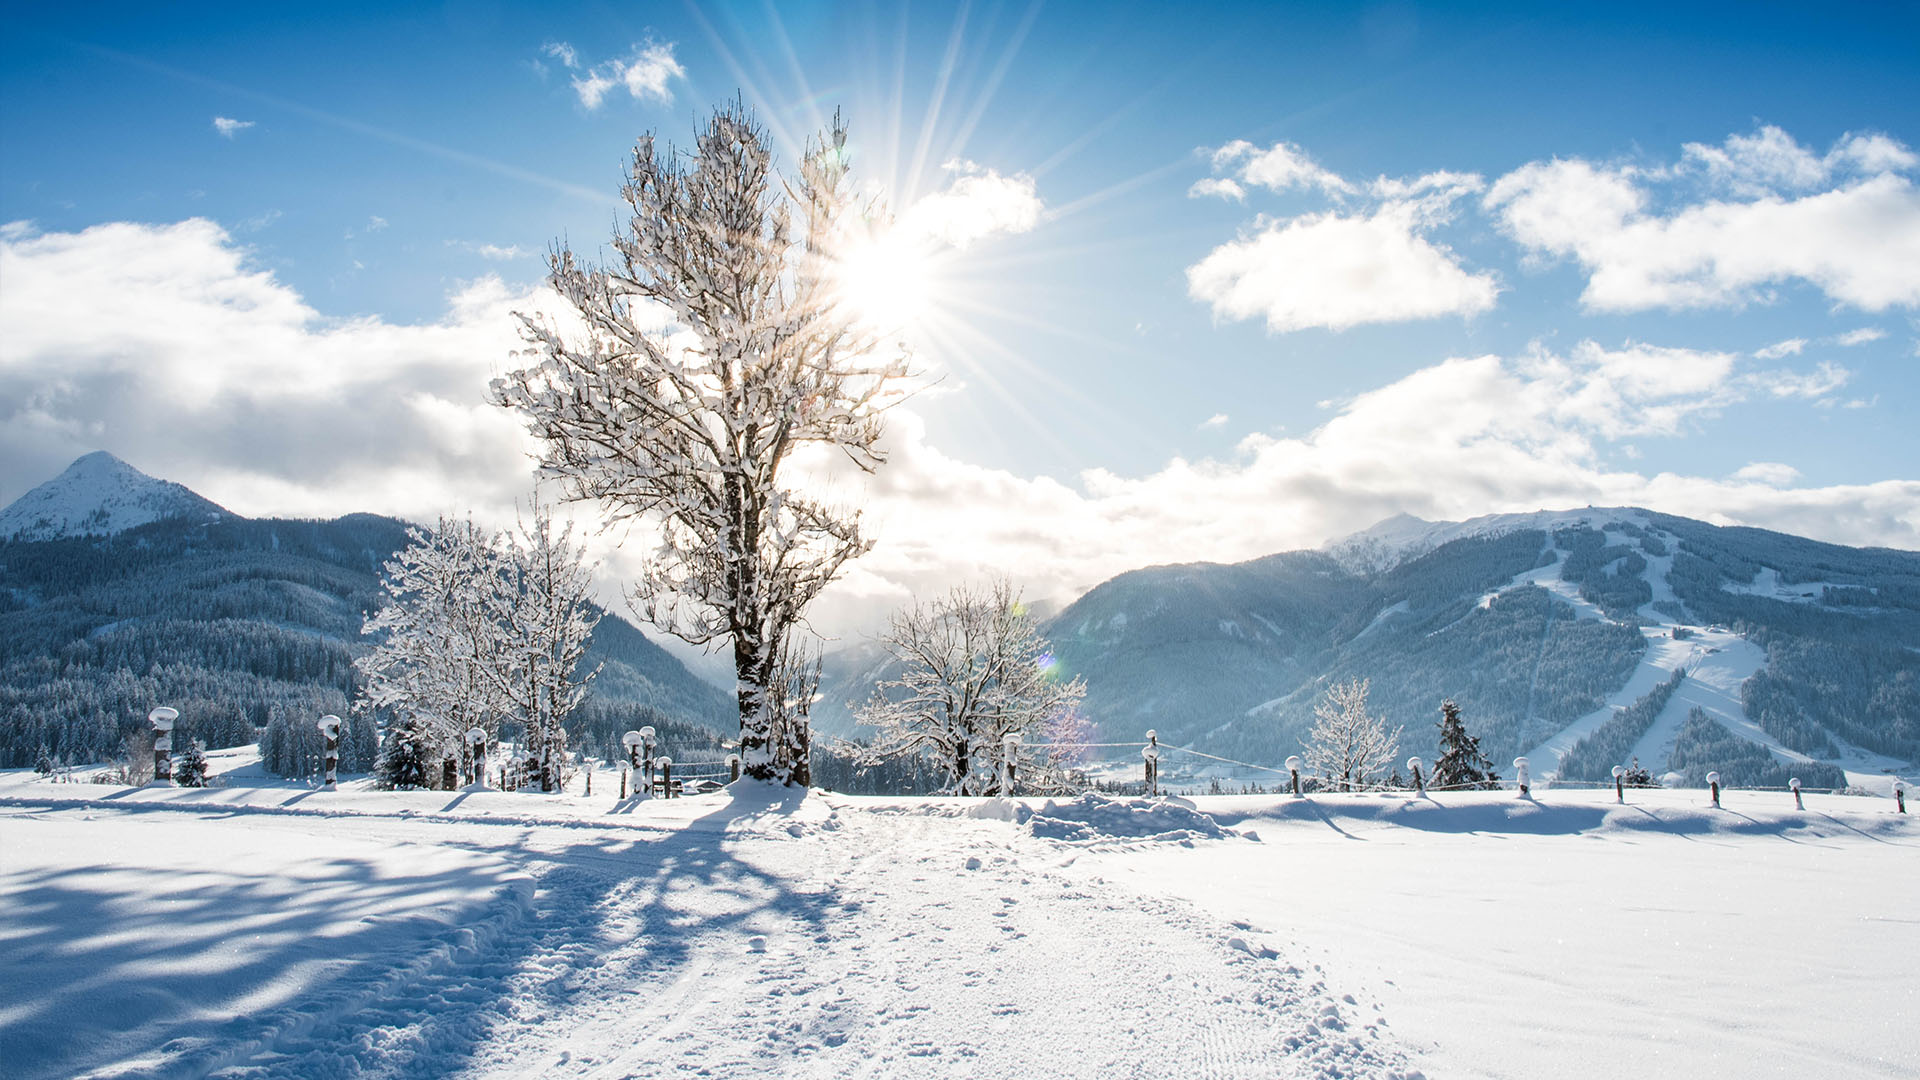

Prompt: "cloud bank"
[1487,126,1920,312]
[2,218,1913,642]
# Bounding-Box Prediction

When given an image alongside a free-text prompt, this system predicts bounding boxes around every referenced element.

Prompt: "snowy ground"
[2,758,1915,1079]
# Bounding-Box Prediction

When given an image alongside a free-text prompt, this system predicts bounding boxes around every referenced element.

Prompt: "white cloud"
[1208,140,1354,196]
[474,243,530,261]
[567,42,684,109]
[1186,202,1500,332]
[367,215,389,232]
[212,117,254,139]
[1488,127,1920,312]
[1732,462,1801,486]
[1753,337,1806,360]
[541,41,579,69]
[1189,140,1494,332]
[0,218,554,524]
[1187,178,1246,202]
[899,165,1043,250]
[1200,413,1229,429]
[1834,327,1886,346]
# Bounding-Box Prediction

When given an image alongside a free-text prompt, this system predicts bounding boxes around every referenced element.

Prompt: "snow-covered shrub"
[173,740,210,787]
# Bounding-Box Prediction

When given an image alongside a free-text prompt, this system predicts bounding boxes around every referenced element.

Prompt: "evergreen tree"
[376,713,438,789]
[174,739,210,787]
[34,745,53,775]
[1432,699,1497,790]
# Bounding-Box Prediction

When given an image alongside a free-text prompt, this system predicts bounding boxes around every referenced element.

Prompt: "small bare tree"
[490,498,602,793]
[859,580,1086,795]
[494,102,910,785]
[1303,678,1401,791]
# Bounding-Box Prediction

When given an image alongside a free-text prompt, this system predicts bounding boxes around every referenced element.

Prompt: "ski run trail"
[3,764,1916,1080]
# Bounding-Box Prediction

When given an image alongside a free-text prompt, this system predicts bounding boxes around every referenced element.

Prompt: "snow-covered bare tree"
[1303,678,1401,791]
[488,498,602,793]
[859,580,1086,795]
[493,102,910,785]
[358,518,504,789]
[1035,705,1098,794]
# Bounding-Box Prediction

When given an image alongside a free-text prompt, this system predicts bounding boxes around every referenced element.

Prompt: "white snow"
[1352,599,1410,642]
[1720,566,1862,605]
[3,763,1915,1079]
[1088,790,1920,1080]
[1525,625,1742,775]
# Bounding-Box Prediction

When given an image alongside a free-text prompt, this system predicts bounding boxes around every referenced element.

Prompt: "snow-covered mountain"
[0,451,230,541]
[1323,506,1653,574]
[804,506,1920,788]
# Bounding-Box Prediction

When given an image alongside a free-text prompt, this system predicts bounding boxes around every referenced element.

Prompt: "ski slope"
[2,760,1915,1080]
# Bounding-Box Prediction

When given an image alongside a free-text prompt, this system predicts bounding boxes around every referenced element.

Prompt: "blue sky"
[3,1,1918,626]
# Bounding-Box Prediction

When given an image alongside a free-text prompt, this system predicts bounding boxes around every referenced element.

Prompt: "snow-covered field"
[2,757,1915,1079]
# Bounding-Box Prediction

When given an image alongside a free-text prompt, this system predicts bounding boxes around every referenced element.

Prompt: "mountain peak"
[1326,506,1651,574]
[0,452,231,542]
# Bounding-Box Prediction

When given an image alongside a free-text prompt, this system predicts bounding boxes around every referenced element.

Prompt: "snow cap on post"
[318,714,342,736]
[466,727,486,746]
[622,730,644,748]
[655,755,672,767]
[1790,777,1801,790]
[1286,755,1302,772]
[638,726,656,740]
[1612,765,1625,778]
[148,706,177,732]
[1406,756,1422,773]
[1141,744,1159,761]
[1706,770,1720,785]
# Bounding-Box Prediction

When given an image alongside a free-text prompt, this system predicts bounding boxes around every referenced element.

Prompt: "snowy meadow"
[3,751,1915,1080]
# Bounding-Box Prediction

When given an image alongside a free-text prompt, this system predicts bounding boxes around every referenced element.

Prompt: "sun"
[831,228,935,334]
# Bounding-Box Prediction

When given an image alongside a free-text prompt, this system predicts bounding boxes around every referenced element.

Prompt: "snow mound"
[1025,793,1241,844]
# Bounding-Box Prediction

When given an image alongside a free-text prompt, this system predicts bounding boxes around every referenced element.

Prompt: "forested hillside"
[0,513,733,770]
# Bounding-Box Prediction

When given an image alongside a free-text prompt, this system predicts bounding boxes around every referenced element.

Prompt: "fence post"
[1896,780,1908,814]
[1612,764,1625,803]
[1706,771,1721,808]
[1141,731,1159,798]
[317,715,342,790]
[1407,756,1425,795]
[1513,757,1530,798]
[466,727,486,787]
[727,754,741,783]
[1002,733,1019,796]
[1790,776,1802,810]
[640,726,658,793]
[1286,755,1302,797]
[584,760,592,797]
[658,756,673,798]
[148,707,177,784]
[620,730,643,798]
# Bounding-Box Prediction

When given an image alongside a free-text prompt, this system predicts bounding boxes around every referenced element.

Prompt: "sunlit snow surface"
[2,754,1914,1079]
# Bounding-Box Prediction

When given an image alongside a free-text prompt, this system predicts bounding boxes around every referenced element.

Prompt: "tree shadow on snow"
[0,790,857,1079]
